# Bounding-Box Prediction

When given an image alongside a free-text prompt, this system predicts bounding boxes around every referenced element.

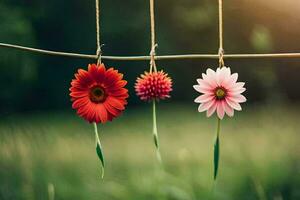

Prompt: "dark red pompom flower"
[135,71,172,101]
[70,64,128,123]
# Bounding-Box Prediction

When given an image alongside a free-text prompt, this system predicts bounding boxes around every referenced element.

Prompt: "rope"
[2,43,300,60]
[218,0,225,68]
[1,0,300,62]
[95,0,102,64]
[149,0,157,73]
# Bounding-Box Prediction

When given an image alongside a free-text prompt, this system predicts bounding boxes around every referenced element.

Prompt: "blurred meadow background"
[0,0,300,199]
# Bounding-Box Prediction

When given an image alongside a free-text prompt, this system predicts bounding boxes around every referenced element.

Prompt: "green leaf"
[214,135,219,180]
[96,141,105,178]
[93,123,105,178]
[96,142,105,167]
[153,134,159,149]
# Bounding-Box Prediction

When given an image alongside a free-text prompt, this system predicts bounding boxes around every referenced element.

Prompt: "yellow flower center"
[89,86,107,103]
[215,88,226,100]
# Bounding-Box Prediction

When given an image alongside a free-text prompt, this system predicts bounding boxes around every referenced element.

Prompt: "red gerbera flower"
[70,64,128,123]
[135,71,172,101]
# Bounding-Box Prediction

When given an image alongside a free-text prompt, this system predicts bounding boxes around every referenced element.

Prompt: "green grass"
[0,104,299,200]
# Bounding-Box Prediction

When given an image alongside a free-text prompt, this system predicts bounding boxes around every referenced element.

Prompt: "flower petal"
[96,104,108,123]
[216,102,225,119]
[72,97,90,109]
[205,69,218,87]
[103,102,120,117]
[223,101,234,117]
[88,64,105,83]
[193,85,213,94]
[223,73,238,87]
[227,95,247,103]
[106,96,125,110]
[194,94,215,103]
[197,78,214,90]
[70,91,88,98]
[216,67,230,86]
[229,82,245,90]
[197,99,215,112]
[228,87,246,95]
[225,98,242,111]
[207,101,218,117]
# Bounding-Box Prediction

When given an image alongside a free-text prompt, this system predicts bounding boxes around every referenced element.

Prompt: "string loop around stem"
[96,44,105,65]
[150,44,158,73]
[96,47,102,65]
[218,47,225,68]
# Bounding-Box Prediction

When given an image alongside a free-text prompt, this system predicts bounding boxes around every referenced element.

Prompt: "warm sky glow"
[253,0,300,19]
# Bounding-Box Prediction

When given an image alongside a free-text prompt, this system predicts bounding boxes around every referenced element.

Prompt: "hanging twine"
[218,0,225,68]
[149,0,162,164]
[149,0,157,73]
[213,0,225,183]
[95,0,102,64]
[94,0,105,179]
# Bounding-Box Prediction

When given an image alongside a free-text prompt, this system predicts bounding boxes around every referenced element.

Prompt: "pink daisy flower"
[193,67,246,119]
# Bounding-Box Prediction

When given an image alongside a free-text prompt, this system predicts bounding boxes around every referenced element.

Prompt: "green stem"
[217,118,221,139]
[214,118,221,180]
[252,177,267,200]
[47,183,55,200]
[93,122,105,178]
[152,100,162,163]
